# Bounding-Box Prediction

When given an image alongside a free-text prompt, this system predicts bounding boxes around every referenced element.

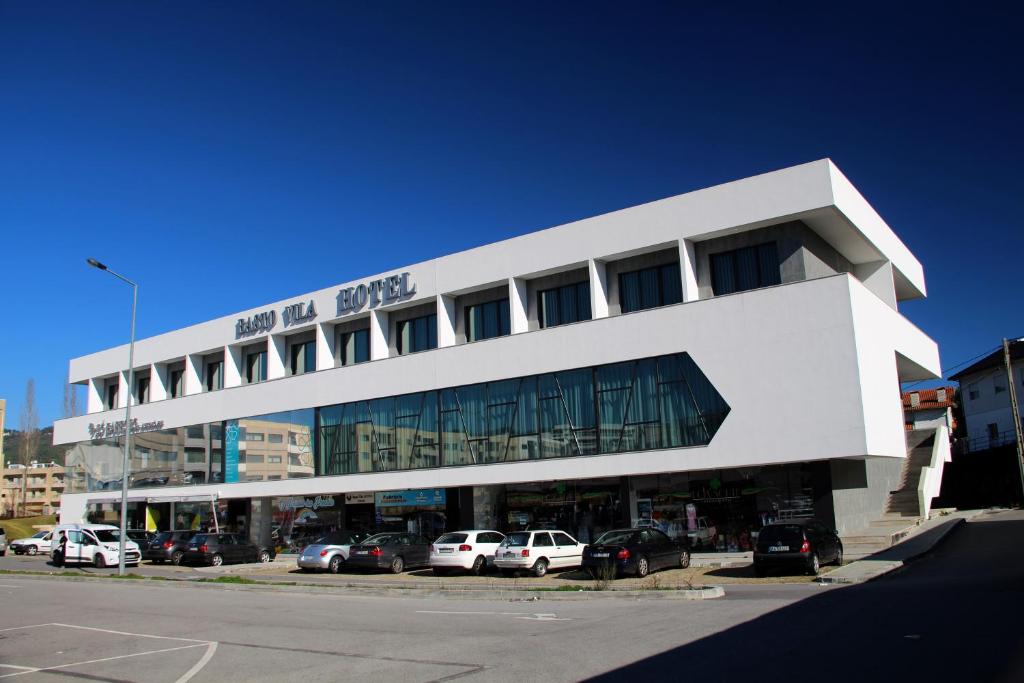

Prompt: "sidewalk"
[820,509,982,584]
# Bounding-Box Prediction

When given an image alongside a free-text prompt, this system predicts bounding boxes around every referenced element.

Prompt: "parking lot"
[0,550,835,587]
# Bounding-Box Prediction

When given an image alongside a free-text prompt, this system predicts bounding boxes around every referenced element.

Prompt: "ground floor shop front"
[83,459,855,553]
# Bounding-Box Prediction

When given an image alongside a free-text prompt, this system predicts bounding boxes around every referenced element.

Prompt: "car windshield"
[499,533,531,547]
[758,525,805,545]
[315,532,358,546]
[190,534,210,544]
[93,530,122,543]
[362,534,397,546]
[594,530,635,545]
[435,533,468,545]
[33,531,48,539]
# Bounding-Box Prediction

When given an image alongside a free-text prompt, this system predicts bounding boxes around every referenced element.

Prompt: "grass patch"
[199,576,260,584]
[0,515,57,541]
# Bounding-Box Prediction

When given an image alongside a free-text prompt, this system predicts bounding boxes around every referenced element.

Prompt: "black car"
[126,529,157,548]
[753,519,843,576]
[346,532,431,573]
[582,527,691,578]
[182,533,275,567]
[143,530,196,565]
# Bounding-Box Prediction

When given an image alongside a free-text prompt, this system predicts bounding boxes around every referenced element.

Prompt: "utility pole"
[1003,339,1024,502]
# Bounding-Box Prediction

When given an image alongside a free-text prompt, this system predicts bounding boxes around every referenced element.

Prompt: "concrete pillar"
[588,259,610,319]
[267,335,287,380]
[184,354,203,396]
[117,371,130,409]
[224,345,242,388]
[87,378,104,414]
[370,310,389,360]
[679,239,699,302]
[437,295,456,348]
[509,277,529,334]
[149,364,167,402]
[315,322,336,371]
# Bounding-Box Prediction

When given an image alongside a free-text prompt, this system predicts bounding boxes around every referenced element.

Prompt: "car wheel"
[328,555,343,574]
[808,553,820,576]
[390,556,405,574]
[94,554,106,569]
[532,558,548,578]
[471,555,486,575]
[679,550,691,569]
[211,554,224,567]
[258,550,271,563]
[834,546,844,566]
[635,556,650,578]
[26,546,38,556]
[171,551,184,566]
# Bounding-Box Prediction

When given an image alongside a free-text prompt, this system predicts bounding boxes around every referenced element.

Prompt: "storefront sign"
[337,272,416,314]
[344,492,374,505]
[282,300,317,327]
[375,488,445,508]
[278,495,336,511]
[224,420,240,483]
[88,418,165,439]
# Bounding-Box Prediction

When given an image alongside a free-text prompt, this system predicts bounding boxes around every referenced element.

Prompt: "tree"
[18,379,39,466]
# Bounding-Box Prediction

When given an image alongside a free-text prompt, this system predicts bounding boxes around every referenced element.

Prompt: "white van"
[50,524,141,568]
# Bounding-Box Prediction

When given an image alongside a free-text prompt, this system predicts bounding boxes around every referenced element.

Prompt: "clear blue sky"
[1,2,1021,429]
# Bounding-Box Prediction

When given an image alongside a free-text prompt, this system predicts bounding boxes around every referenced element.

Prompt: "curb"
[0,571,725,600]
[818,516,965,585]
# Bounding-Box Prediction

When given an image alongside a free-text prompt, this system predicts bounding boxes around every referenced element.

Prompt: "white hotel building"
[52,160,941,550]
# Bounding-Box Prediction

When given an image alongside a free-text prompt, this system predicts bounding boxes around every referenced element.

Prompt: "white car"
[51,524,141,568]
[493,530,584,577]
[430,530,506,575]
[11,531,52,556]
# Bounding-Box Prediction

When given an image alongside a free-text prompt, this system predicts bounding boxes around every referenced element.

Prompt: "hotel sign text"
[338,272,416,314]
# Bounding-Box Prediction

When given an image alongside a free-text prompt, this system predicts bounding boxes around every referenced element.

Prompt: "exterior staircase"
[839,430,937,561]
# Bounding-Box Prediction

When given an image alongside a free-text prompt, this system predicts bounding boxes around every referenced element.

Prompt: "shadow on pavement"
[587,517,1024,683]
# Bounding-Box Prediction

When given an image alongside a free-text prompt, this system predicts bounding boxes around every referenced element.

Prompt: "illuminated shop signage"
[278,495,336,511]
[338,272,416,314]
[375,488,445,508]
[88,417,165,439]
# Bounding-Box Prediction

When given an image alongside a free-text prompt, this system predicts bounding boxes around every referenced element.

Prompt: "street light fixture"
[86,257,137,576]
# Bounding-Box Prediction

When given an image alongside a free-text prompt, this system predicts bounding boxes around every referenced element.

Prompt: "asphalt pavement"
[0,509,1019,682]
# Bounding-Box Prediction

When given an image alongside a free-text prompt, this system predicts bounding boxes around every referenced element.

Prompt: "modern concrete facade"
[51,160,941,542]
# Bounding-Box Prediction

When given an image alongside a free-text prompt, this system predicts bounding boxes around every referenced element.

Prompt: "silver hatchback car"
[297,530,368,573]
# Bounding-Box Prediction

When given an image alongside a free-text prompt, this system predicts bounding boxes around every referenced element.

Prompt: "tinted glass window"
[620,264,683,313]
[436,533,469,544]
[758,525,805,546]
[502,532,531,547]
[533,533,554,547]
[552,533,575,546]
[648,529,671,545]
[710,243,781,296]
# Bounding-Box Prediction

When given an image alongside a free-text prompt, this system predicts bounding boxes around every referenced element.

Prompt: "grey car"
[296,530,368,573]
[346,532,431,574]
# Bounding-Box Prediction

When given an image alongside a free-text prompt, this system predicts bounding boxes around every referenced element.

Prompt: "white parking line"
[416,610,571,621]
[0,643,208,679]
[50,622,209,643]
[175,641,218,683]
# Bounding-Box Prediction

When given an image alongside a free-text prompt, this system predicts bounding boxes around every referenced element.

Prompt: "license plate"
[355,551,367,555]
[592,552,609,558]
[769,545,790,552]
[503,552,516,559]
[439,548,453,554]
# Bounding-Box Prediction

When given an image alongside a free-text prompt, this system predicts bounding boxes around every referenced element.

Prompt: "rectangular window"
[340,328,370,366]
[539,281,592,328]
[465,299,511,342]
[206,361,223,392]
[994,376,1007,394]
[169,369,184,398]
[291,340,316,376]
[245,350,267,384]
[619,264,683,313]
[246,432,265,442]
[268,433,283,444]
[710,242,781,296]
[968,383,979,401]
[397,314,438,355]
[135,377,150,405]
[247,454,264,464]
[267,455,282,464]
[105,381,119,410]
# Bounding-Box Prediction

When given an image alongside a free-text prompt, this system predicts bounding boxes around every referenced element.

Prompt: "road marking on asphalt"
[175,641,218,683]
[416,610,571,621]
[50,622,210,643]
[0,666,34,671]
[0,584,23,588]
[0,643,208,679]
[0,624,50,633]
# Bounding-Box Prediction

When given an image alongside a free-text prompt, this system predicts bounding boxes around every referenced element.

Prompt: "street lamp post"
[87,257,137,576]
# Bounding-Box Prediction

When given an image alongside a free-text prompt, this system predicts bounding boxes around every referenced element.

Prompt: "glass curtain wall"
[318,352,729,476]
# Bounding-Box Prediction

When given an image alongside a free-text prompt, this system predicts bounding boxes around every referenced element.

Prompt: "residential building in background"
[902,387,958,433]
[51,160,941,550]
[950,339,1024,453]
[1,461,65,517]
